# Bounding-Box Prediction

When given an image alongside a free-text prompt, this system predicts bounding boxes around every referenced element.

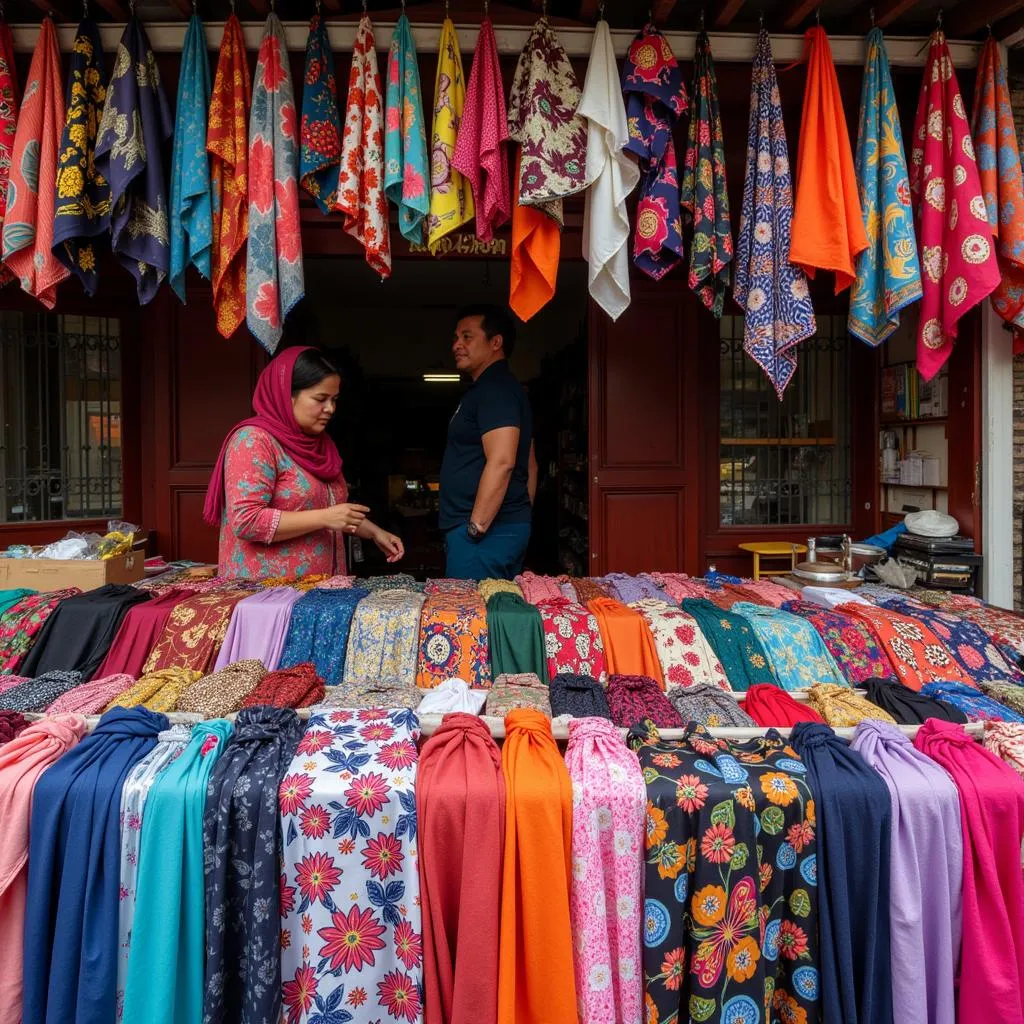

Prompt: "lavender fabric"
[213,587,302,672]
[600,573,671,604]
[851,719,962,1024]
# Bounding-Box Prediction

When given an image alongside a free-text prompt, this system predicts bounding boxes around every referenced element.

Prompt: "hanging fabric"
[384,13,429,244]
[680,598,778,691]
[579,18,638,321]
[2,17,67,307]
[667,682,757,726]
[337,13,391,276]
[971,38,1024,348]
[549,672,612,719]
[606,673,682,728]
[681,30,732,317]
[247,12,304,353]
[47,673,133,716]
[240,661,324,708]
[806,682,897,726]
[428,15,473,251]
[169,14,212,302]
[509,154,560,320]
[621,24,687,280]
[416,593,491,689]
[588,597,664,686]
[849,28,922,346]
[790,25,867,293]
[910,28,1001,380]
[0,670,83,713]
[920,681,1024,722]
[207,13,251,338]
[0,19,19,288]
[984,721,1024,776]
[94,17,172,305]
[862,677,967,724]
[52,17,109,295]
[177,658,267,716]
[299,12,341,214]
[213,586,301,671]
[107,666,201,712]
[452,17,510,243]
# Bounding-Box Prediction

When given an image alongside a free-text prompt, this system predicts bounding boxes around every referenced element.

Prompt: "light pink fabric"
[564,717,645,1024]
[0,676,28,696]
[47,674,133,715]
[0,714,86,1023]
[516,571,565,605]
[645,573,718,602]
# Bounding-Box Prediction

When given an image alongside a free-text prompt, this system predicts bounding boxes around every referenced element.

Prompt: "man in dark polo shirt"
[439,304,536,580]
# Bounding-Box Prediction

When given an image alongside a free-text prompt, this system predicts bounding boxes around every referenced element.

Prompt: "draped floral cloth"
[910,29,1001,380]
[2,17,67,306]
[344,589,425,686]
[207,14,251,338]
[280,707,423,1024]
[417,593,491,689]
[681,31,732,317]
[850,28,922,346]
[95,18,173,305]
[169,14,212,302]
[536,598,607,682]
[0,588,80,674]
[630,599,731,691]
[384,14,429,245]
[958,603,1024,659]
[622,25,687,280]
[920,681,1024,723]
[142,591,248,675]
[427,17,472,251]
[300,14,341,214]
[452,18,510,244]
[972,38,1024,345]
[983,721,1024,776]
[0,21,18,288]
[247,13,303,352]
[52,18,109,295]
[281,587,367,687]
[790,26,867,293]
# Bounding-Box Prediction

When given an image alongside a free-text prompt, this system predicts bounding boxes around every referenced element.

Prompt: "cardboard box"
[0,531,148,592]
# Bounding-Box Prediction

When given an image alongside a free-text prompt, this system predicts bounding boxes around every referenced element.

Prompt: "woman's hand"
[370,526,405,563]
[321,503,370,534]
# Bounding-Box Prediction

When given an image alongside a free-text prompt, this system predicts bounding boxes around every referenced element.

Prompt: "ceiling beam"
[945,0,1021,37]
[164,0,192,18]
[776,0,819,30]
[993,7,1024,43]
[322,0,342,12]
[578,0,599,20]
[851,0,921,33]
[28,0,76,19]
[652,0,677,25]
[712,0,745,28]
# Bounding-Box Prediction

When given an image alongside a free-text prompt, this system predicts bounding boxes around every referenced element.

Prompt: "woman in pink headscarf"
[204,346,404,579]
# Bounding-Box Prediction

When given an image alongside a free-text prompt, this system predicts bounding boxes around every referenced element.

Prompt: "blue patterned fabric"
[733,29,816,398]
[920,681,1024,722]
[169,14,213,302]
[849,28,922,346]
[280,586,368,685]
[299,13,341,214]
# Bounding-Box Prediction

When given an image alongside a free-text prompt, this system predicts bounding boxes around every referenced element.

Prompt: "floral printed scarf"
[681,30,732,317]
[52,17,109,296]
[0,21,18,287]
[300,13,341,214]
[247,13,304,353]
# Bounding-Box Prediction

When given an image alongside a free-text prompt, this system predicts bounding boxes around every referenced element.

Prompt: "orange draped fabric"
[498,709,576,1024]
[587,596,665,688]
[789,26,867,293]
[509,150,560,321]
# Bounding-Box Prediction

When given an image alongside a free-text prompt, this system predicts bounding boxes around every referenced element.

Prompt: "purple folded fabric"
[47,673,134,715]
[601,573,672,604]
[213,586,303,672]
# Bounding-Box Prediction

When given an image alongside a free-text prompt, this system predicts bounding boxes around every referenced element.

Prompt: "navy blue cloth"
[790,722,894,1024]
[279,586,367,684]
[445,521,531,580]
[439,359,533,529]
[23,707,168,1024]
[203,707,306,1024]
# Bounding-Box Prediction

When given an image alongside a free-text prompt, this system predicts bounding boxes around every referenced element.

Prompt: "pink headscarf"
[203,346,343,526]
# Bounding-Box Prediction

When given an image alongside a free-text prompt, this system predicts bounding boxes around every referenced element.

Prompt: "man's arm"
[470,426,520,531]
[528,441,538,505]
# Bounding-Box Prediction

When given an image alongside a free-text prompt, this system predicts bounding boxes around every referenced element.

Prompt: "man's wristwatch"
[467,521,484,541]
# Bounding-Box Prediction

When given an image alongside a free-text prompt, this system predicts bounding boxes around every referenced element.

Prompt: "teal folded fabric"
[0,588,35,618]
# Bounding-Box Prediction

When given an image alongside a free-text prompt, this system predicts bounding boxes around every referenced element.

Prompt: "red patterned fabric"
[0,21,20,288]
[536,598,606,683]
[0,589,80,674]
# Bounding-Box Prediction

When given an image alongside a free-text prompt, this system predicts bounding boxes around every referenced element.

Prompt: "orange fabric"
[509,149,560,321]
[587,596,665,688]
[498,709,576,1024]
[789,26,867,293]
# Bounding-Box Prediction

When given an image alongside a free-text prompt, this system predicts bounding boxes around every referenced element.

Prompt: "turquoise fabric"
[121,718,233,1024]
[0,588,35,617]
[169,14,213,301]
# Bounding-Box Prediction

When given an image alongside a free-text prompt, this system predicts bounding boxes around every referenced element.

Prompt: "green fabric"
[681,597,778,693]
[0,589,36,618]
[486,591,548,683]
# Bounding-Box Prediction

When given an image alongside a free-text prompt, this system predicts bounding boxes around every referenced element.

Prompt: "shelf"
[879,417,947,427]
[721,437,836,447]
[883,482,947,490]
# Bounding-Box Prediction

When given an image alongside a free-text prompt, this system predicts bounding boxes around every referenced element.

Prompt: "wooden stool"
[738,541,807,580]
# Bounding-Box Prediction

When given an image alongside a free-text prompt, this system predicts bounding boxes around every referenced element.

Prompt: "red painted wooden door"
[588,285,701,575]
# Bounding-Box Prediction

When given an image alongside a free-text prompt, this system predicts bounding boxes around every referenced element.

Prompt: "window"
[719,314,851,527]
[0,313,122,523]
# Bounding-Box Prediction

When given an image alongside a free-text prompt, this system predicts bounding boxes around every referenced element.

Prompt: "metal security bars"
[719,314,851,527]
[0,313,123,524]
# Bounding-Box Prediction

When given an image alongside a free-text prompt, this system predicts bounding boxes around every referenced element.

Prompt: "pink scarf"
[203,346,343,525]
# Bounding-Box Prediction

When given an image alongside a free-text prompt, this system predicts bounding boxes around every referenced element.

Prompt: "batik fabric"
[920,681,1024,722]
[983,721,1024,776]
[300,14,341,214]
[0,21,18,287]
[417,593,491,689]
[344,589,425,686]
[143,591,249,675]
[680,598,778,692]
[631,599,731,691]
[536,597,606,682]
[280,587,368,686]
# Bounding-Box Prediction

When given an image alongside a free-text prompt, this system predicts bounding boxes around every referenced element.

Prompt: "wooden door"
[588,285,701,575]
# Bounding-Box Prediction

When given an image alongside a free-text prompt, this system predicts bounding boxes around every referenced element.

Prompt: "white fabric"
[802,586,872,609]
[579,20,639,321]
[415,678,486,715]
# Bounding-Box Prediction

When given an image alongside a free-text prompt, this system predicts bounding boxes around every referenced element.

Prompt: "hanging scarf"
[247,12,304,353]
[299,13,341,214]
[169,14,212,302]
[0,20,18,288]
[681,30,732,316]
[579,19,638,321]
[207,14,250,338]
[384,13,429,244]
[911,29,1000,380]
[202,707,304,1024]
[2,17,67,307]
[337,14,390,276]
[428,16,473,251]
[850,28,922,346]
[52,17,109,295]
[23,708,167,1024]
[621,24,687,280]
[972,37,1024,346]
[94,17,172,304]
[790,26,867,293]
[509,151,559,320]
[452,18,510,243]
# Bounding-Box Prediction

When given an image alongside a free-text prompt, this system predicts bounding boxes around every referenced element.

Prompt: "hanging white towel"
[416,678,487,715]
[578,20,639,321]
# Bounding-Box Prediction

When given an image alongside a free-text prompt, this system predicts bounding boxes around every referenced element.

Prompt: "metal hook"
[699,6,704,30]
[815,5,820,23]
[597,0,604,20]
[936,8,942,27]
[869,7,875,26]
[483,0,489,16]
[541,0,547,17]
[758,8,763,28]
